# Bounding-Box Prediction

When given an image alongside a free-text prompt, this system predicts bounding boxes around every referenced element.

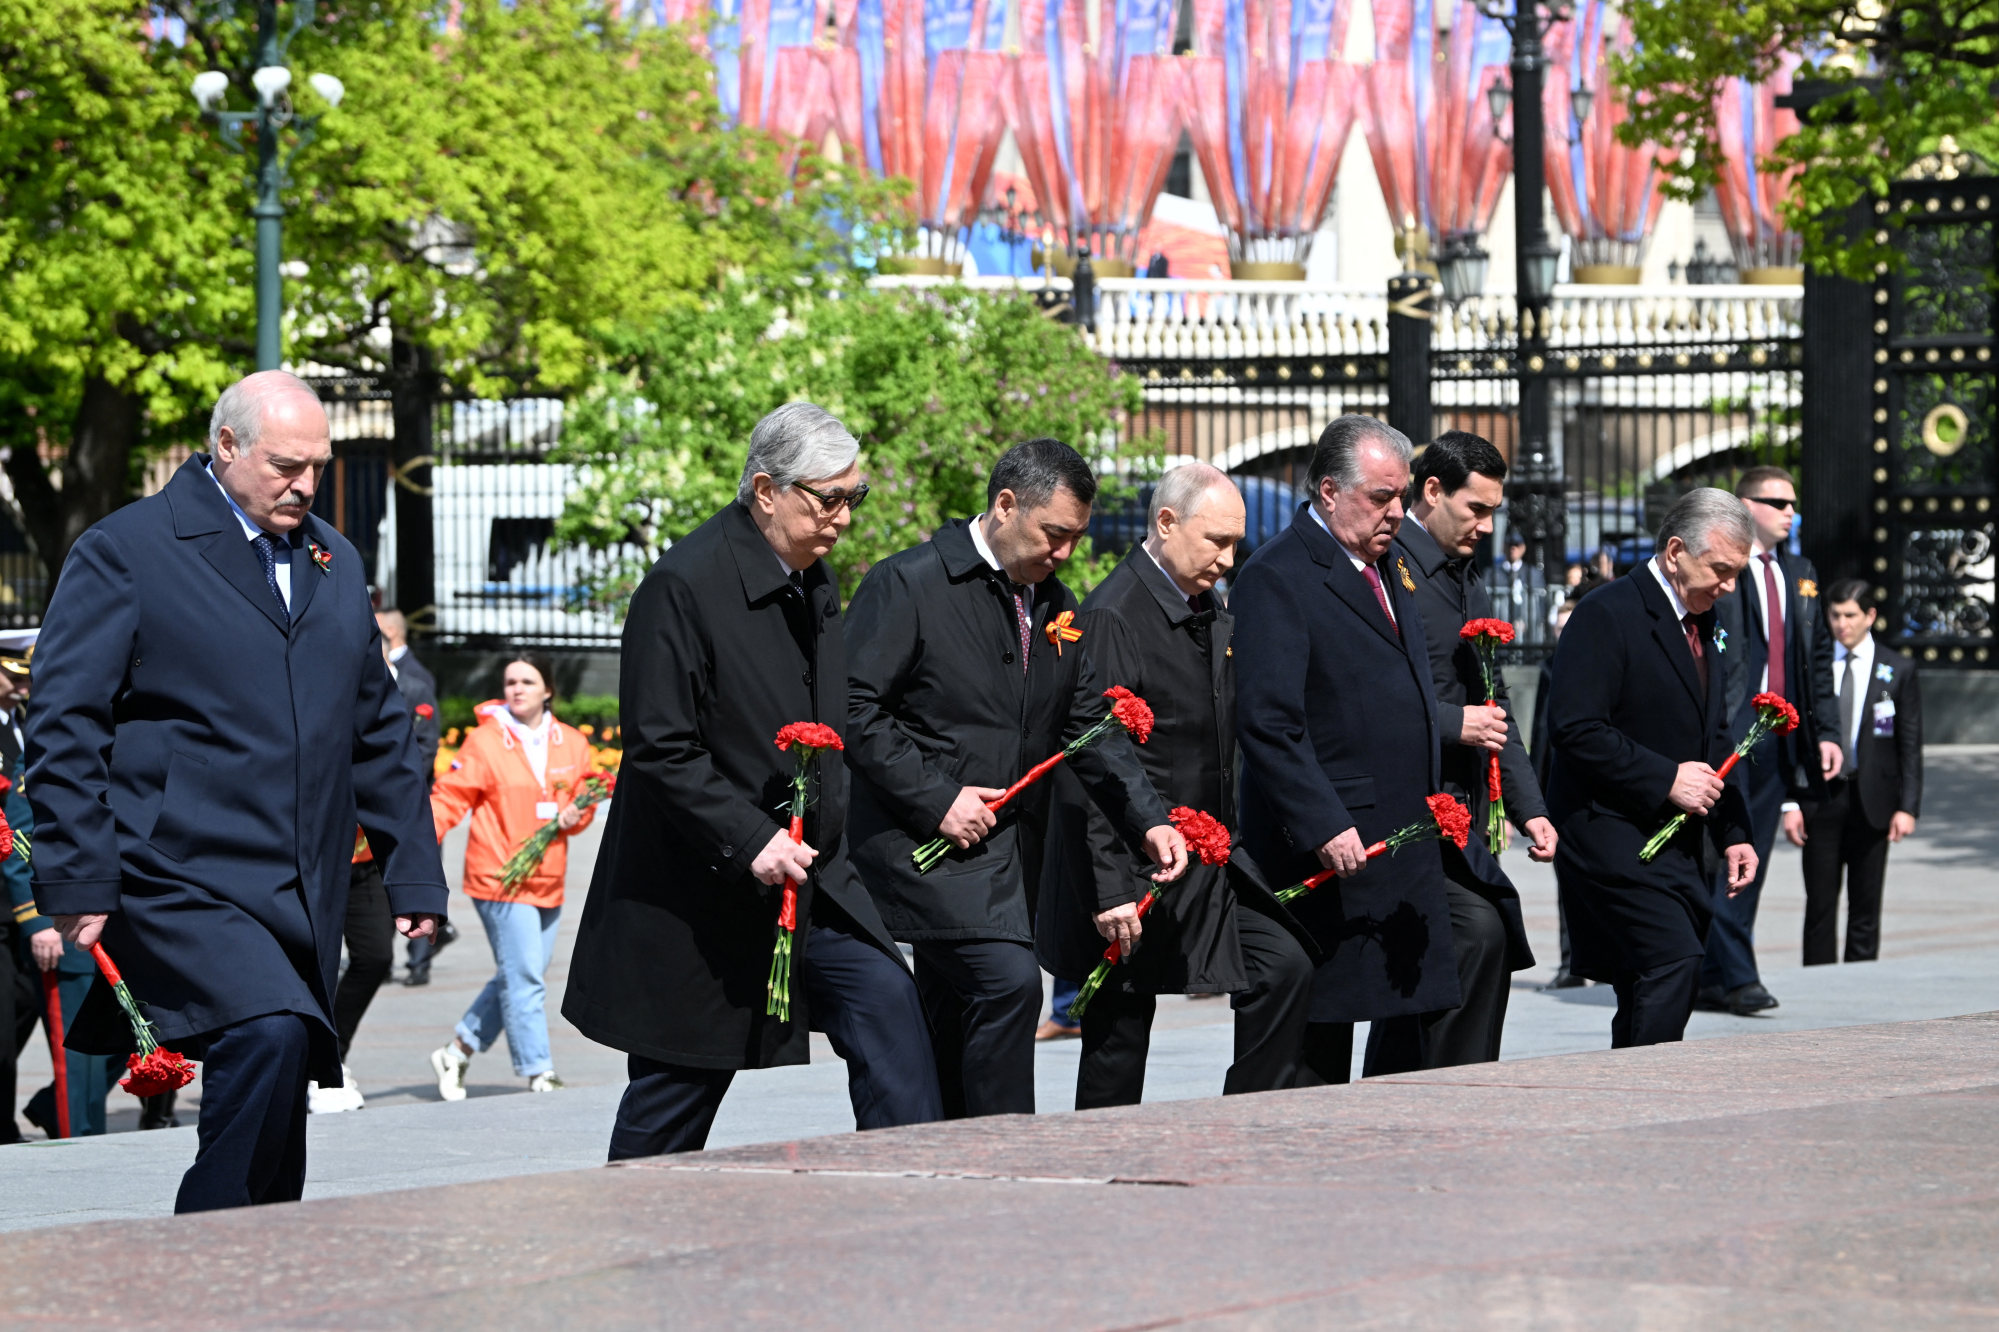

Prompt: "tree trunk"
[2,374,144,600]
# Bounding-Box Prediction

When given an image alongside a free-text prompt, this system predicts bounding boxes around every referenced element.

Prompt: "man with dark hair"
[1547,487,1757,1048]
[1700,465,1841,1016]
[1371,431,1551,1068]
[1785,579,1920,965]
[846,437,1187,1118]
[1233,415,1462,1084]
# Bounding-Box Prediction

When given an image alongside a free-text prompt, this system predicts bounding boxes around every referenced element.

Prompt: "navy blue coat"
[1545,570,1752,978]
[1232,506,1461,1024]
[1714,546,1839,796]
[24,456,446,1081]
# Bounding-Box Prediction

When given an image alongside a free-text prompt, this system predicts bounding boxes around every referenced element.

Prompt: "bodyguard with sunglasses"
[564,403,941,1156]
[1701,466,1842,1017]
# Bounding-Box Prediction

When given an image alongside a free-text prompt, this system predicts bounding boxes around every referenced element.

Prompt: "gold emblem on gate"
[1397,557,1416,592]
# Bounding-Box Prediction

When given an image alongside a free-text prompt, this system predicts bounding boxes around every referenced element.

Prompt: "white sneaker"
[527,1072,565,1093]
[307,1065,366,1114]
[430,1044,471,1102]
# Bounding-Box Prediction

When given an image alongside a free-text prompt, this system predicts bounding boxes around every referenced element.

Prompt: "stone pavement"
[3,1014,1998,1327]
[5,749,1997,1238]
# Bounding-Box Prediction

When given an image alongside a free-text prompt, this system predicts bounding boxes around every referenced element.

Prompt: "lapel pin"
[1397,557,1416,592]
[1044,609,1083,656]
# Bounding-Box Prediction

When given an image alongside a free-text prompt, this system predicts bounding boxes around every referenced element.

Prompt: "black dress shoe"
[1542,972,1588,990]
[1693,985,1732,1012]
[403,963,432,987]
[139,1089,180,1130]
[1727,982,1780,1014]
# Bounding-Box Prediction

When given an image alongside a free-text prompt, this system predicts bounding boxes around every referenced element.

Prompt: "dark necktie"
[1362,563,1399,637]
[787,570,805,597]
[1761,552,1786,700]
[1839,655,1859,775]
[253,533,290,627]
[1010,583,1032,674]
[1683,612,1707,693]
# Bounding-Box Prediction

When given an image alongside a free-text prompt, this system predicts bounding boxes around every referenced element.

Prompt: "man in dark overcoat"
[26,372,446,1210]
[1037,465,1315,1109]
[563,403,941,1158]
[1701,465,1841,1015]
[1546,487,1759,1048]
[1371,432,1551,1070]
[1232,415,1462,1085]
[845,437,1187,1119]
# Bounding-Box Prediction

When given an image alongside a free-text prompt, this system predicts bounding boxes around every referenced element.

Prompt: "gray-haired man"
[1544,487,1758,1048]
[563,402,942,1157]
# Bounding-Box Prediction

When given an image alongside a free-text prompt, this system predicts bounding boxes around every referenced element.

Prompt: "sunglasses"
[793,480,870,514]
[1745,495,1796,512]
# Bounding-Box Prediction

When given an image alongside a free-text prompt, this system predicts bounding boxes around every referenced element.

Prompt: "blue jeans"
[457,898,561,1077]
[1049,976,1081,1029]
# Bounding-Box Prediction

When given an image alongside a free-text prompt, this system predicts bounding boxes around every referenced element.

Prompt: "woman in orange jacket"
[427,654,598,1098]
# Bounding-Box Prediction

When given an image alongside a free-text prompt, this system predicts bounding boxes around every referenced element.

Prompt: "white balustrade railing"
[869,273,1803,360]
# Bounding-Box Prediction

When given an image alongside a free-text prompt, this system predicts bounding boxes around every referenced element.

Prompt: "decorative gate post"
[389,340,438,638]
[1387,272,1434,445]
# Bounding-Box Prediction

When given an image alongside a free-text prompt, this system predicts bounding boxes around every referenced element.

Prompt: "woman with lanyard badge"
[428,654,596,1098]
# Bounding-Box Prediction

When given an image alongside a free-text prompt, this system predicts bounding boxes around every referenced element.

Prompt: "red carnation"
[120,1047,197,1098]
[1749,691,1801,734]
[414,702,435,719]
[0,810,11,861]
[775,722,845,752]
[1169,806,1233,866]
[1105,688,1155,745]
[0,773,10,793]
[1426,792,1472,849]
[1459,617,1516,645]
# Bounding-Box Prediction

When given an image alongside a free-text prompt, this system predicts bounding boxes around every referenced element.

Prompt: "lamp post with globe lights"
[189,1,345,370]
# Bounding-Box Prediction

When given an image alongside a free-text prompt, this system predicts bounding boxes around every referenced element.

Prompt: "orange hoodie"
[431,711,599,906]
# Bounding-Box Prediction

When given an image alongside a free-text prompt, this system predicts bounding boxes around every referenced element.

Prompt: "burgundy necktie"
[1683,612,1708,693]
[1011,584,1032,674]
[1362,563,1399,637]
[1760,552,1786,700]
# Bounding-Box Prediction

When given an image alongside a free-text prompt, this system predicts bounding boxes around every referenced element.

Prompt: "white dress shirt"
[1647,557,1692,625]
[205,460,292,610]
[971,514,1029,608]
[1834,633,1877,758]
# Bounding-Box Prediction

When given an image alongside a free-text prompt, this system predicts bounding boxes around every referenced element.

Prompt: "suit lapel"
[288,527,322,629]
[1638,572,1707,714]
[198,529,290,636]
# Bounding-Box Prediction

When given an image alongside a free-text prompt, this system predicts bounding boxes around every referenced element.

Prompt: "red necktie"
[1760,552,1786,700]
[1362,563,1399,637]
[1683,613,1708,693]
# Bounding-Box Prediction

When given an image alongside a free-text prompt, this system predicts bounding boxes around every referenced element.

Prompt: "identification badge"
[536,801,559,820]
[1872,698,1895,736]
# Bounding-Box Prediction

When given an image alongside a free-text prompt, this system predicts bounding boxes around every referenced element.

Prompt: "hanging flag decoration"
[1712,55,1804,280]
[1177,0,1362,274]
[1542,3,1666,282]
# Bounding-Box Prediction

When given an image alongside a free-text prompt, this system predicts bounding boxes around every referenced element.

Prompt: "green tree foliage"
[1613,0,1999,277]
[550,279,1153,606]
[0,0,896,590]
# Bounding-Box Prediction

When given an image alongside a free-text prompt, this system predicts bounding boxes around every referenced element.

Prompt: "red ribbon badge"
[1044,610,1083,656]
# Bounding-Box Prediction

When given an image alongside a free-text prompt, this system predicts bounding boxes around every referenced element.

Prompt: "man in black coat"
[845,438,1187,1119]
[1701,465,1842,1015]
[563,403,942,1158]
[1546,487,1758,1048]
[1037,464,1315,1108]
[1373,432,1551,1069]
[1785,580,1921,965]
[1233,415,1462,1085]
[27,372,446,1210]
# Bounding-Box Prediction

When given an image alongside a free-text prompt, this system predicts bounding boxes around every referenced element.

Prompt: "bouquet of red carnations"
[497,770,618,895]
[1638,691,1799,863]
[911,687,1156,873]
[88,943,197,1097]
[767,722,845,1021]
[0,773,25,862]
[1459,618,1515,855]
[1066,806,1233,1021]
[1272,793,1472,905]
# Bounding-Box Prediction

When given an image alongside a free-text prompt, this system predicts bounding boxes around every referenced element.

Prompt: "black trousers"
[1364,879,1513,1073]
[1610,955,1703,1049]
[1800,779,1891,965]
[175,1012,313,1213]
[912,938,1042,1119]
[606,921,943,1160]
[1,926,35,1143]
[332,859,397,1061]
[1074,908,1313,1110]
[1297,1021,1355,1086]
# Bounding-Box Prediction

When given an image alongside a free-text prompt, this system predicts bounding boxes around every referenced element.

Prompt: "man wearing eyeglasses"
[1700,465,1842,1017]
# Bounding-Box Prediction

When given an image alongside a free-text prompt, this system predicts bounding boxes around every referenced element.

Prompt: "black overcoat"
[844,519,1168,943]
[561,503,902,1071]
[25,456,446,1084]
[1035,548,1316,989]
[1714,546,1839,794]
[1232,506,1461,1024]
[1392,519,1538,970]
[1545,569,1752,979]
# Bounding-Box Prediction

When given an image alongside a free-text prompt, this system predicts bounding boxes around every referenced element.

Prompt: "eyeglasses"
[1745,495,1796,512]
[793,480,870,514]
